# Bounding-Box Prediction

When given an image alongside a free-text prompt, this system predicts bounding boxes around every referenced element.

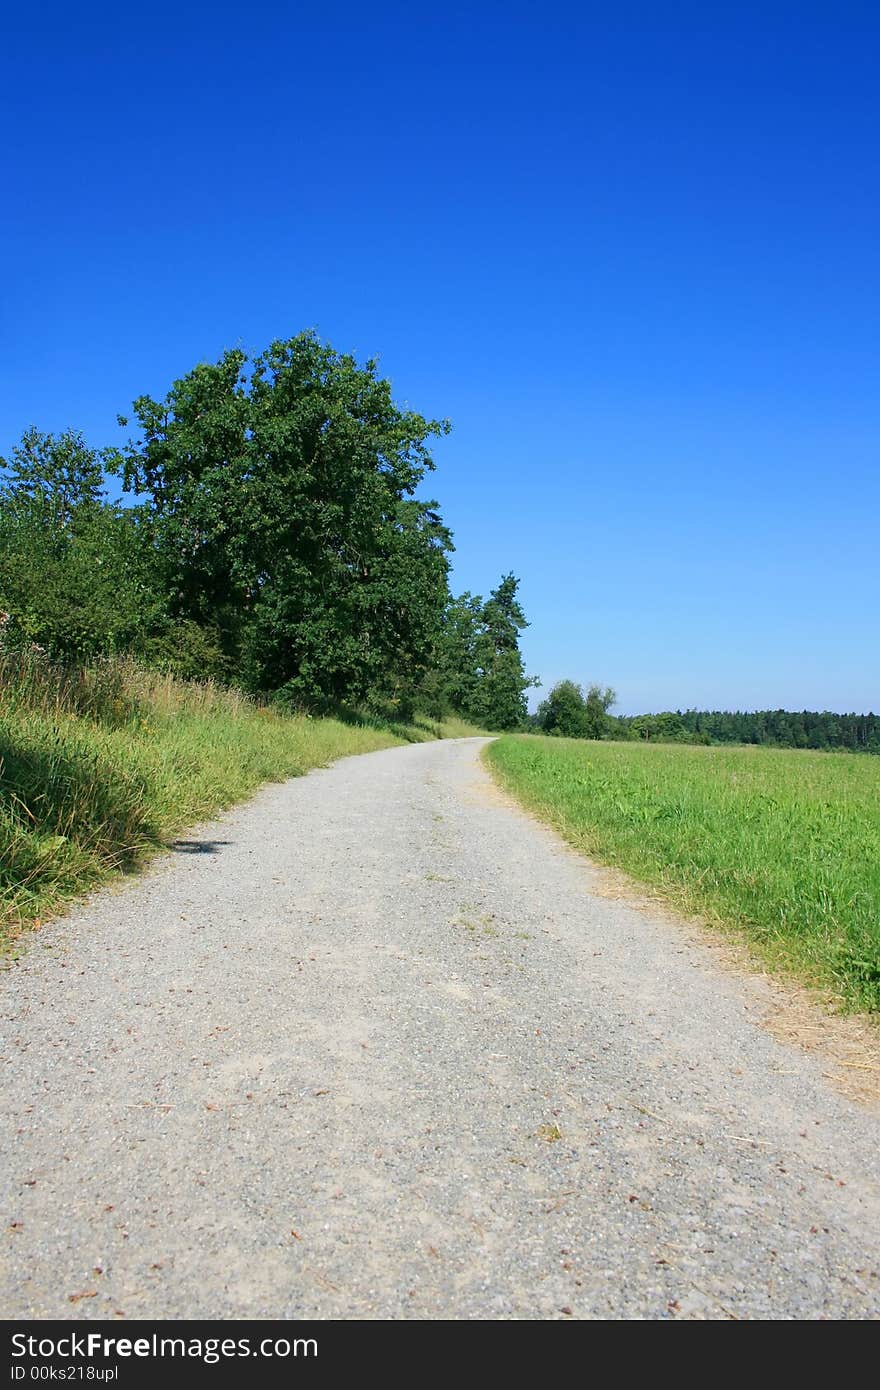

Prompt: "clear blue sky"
[4,2,878,713]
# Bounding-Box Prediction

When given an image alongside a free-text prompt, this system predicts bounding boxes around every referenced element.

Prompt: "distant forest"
[612,707,880,753]
[533,681,879,753]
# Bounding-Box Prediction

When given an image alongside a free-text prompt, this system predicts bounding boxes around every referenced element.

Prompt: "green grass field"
[485,735,880,1012]
[0,652,482,945]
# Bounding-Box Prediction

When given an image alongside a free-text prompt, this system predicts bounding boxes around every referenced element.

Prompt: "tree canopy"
[432,575,537,729]
[0,331,536,726]
[111,332,454,709]
[536,681,616,739]
[0,430,163,663]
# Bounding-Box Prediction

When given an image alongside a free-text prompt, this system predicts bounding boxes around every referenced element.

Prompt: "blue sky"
[3,2,878,713]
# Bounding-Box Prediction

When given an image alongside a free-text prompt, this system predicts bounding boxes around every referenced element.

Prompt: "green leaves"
[0,432,167,664]
[0,427,107,529]
[536,681,616,740]
[434,575,537,730]
[1,332,536,720]
[114,330,453,707]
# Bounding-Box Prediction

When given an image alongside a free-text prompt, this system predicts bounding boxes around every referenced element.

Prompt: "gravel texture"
[1,736,879,1320]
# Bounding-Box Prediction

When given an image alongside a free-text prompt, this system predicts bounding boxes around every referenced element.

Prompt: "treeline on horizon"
[0,331,535,731]
[614,706,880,752]
[533,681,880,754]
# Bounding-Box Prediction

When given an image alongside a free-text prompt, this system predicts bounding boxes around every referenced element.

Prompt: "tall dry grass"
[0,652,403,941]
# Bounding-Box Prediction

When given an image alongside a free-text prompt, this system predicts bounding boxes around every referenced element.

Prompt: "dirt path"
[1,737,878,1319]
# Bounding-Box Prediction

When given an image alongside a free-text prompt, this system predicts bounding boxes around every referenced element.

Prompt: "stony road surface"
[1,738,878,1319]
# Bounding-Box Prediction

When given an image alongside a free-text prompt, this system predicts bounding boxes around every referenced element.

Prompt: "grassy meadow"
[0,652,480,945]
[485,735,880,1012]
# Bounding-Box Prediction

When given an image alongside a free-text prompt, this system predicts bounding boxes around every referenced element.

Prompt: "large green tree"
[582,682,616,739]
[429,591,484,716]
[114,332,453,707]
[469,574,537,729]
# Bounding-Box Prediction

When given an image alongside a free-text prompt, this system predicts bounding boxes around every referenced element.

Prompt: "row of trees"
[617,707,880,752]
[532,680,879,754]
[0,332,536,730]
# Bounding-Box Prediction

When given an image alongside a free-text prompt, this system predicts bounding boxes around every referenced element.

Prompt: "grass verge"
[485,735,880,1013]
[0,653,481,947]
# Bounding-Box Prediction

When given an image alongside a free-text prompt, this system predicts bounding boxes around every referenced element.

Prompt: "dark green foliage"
[1,426,106,523]
[537,680,590,738]
[2,428,81,518]
[432,575,537,730]
[614,707,880,752]
[0,431,166,663]
[1,334,536,721]
[471,574,535,731]
[432,592,484,716]
[136,619,232,683]
[537,680,616,739]
[114,332,452,707]
[583,683,617,739]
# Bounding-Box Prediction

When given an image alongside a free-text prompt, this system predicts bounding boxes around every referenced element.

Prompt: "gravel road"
[2,737,879,1320]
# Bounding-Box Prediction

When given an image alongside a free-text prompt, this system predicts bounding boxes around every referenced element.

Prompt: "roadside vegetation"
[0,333,535,732]
[486,735,880,1013]
[0,329,527,940]
[0,650,485,944]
